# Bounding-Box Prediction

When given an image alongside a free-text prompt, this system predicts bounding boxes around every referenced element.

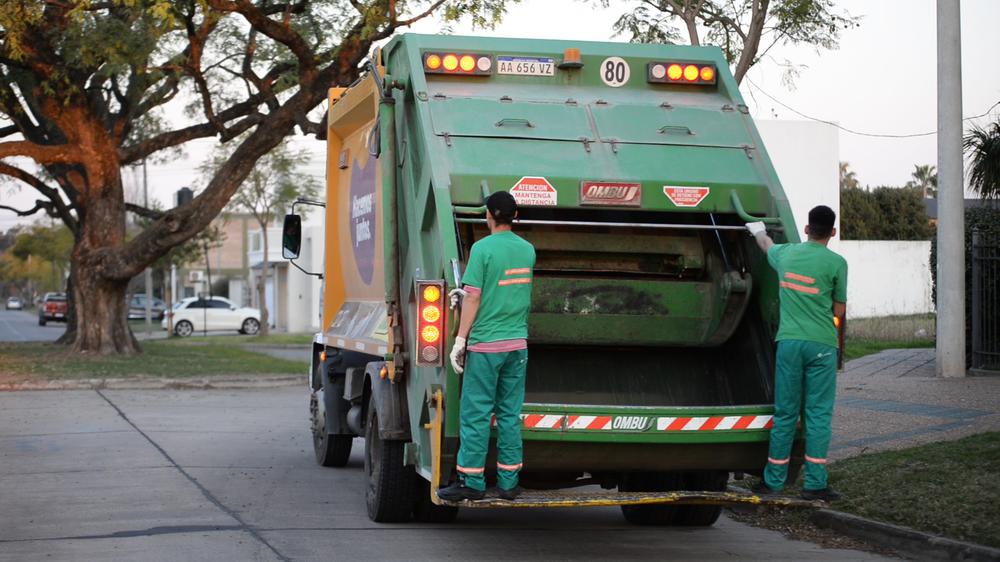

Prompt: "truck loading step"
[435,488,824,509]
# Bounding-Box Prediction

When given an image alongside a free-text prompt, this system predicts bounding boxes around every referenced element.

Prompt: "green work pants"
[456,349,528,491]
[764,339,838,491]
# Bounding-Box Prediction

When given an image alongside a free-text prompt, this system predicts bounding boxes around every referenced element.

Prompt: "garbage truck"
[281,33,821,525]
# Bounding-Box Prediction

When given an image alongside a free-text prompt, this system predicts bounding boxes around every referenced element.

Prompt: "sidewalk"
[830,348,1000,459]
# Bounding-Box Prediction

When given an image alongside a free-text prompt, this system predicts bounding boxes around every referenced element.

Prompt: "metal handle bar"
[496,118,535,128]
[455,217,757,231]
[658,125,695,135]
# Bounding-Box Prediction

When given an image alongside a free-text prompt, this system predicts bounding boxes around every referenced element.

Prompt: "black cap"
[486,191,518,224]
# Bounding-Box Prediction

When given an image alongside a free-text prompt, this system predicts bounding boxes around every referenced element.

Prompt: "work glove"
[450,336,467,374]
[448,287,467,310]
[745,221,767,236]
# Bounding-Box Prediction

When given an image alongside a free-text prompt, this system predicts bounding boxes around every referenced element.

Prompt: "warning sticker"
[510,176,558,206]
[663,186,710,207]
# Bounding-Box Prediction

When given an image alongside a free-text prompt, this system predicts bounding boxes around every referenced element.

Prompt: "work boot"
[497,485,523,501]
[801,487,841,502]
[437,481,485,501]
[750,481,781,495]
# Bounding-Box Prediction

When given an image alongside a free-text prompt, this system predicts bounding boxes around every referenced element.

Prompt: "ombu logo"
[580,181,642,207]
[612,416,652,431]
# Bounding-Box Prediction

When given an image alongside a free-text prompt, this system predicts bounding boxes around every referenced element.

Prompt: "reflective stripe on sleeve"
[767,457,790,465]
[463,285,482,295]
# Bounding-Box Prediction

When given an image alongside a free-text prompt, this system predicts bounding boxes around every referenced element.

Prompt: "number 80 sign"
[600,57,630,87]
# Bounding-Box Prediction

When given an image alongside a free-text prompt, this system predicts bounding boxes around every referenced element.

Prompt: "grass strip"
[843,339,934,361]
[0,341,307,380]
[829,431,1000,548]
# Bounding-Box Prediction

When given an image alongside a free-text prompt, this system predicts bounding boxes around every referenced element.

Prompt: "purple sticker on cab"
[349,156,376,285]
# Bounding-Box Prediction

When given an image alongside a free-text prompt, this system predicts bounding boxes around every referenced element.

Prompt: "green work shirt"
[461,230,536,346]
[767,241,848,348]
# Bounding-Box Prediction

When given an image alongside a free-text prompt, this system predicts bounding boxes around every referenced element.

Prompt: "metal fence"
[971,230,1000,374]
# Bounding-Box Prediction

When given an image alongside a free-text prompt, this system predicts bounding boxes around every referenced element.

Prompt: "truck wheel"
[619,472,682,526]
[364,395,414,522]
[673,471,728,527]
[413,479,459,523]
[310,391,353,467]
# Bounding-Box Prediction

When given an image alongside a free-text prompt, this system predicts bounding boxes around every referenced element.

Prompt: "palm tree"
[839,162,860,191]
[964,121,1000,199]
[907,164,938,198]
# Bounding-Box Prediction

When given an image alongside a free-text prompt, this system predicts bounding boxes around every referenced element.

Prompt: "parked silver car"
[5,296,23,310]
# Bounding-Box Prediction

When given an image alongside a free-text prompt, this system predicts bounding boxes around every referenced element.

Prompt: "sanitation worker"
[747,205,847,502]
[438,191,536,502]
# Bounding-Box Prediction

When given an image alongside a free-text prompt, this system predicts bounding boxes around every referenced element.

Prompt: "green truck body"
[283,33,807,524]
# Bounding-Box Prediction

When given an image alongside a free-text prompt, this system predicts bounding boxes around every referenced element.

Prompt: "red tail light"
[415,280,446,367]
[647,61,718,85]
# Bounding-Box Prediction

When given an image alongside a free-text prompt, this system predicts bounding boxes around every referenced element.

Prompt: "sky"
[2,0,999,230]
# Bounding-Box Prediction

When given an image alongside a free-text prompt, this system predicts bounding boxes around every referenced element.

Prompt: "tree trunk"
[259,220,270,336]
[55,258,78,345]
[72,261,137,353]
[69,164,140,354]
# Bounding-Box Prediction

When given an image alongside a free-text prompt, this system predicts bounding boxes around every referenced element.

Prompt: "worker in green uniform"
[747,205,847,502]
[438,191,536,502]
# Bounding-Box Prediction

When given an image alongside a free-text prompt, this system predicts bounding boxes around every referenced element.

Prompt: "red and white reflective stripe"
[522,414,563,429]
[780,280,820,295]
[805,455,827,464]
[656,415,773,431]
[457,465,484,474]
[768,457,790,465]
[497,462,523,471]
[565,415,613,430]
[504,268,531,276]
[785,271,816,284]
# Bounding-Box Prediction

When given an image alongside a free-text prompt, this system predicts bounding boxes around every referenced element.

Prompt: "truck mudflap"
[424,392,813,509]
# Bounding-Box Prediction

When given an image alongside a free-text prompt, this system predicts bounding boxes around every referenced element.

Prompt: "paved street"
[0,308,65,342]
[0,388,889,562]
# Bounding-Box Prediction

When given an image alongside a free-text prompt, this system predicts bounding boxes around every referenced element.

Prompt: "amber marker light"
[683,64,699,81]
[421,325,441,343]
[422,304,441,323]
[459,55,476,72]
[666,64,683,80]
[700,66,715,82]
[422,285,441,302]
[425,54,442,70]
[442,54,459,71]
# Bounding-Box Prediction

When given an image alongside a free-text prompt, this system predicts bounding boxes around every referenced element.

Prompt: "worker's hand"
[450,336,467,374]
[745,221,767,236]
[448,288,467,310]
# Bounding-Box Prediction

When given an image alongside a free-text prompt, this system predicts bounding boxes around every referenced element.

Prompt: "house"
[246,221,324,332]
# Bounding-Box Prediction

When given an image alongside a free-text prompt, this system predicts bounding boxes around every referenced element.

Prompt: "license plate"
[54,313,63,318]
[496,56,555,77]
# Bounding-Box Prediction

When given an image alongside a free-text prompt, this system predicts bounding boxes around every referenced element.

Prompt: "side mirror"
[282,214,302,259]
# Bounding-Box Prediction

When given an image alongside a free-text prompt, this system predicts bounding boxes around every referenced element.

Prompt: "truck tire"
[413,479,459,523]
[672,471,728,527]
[619,472,683,526]
[310,392,353,467]
[364,395,414,522]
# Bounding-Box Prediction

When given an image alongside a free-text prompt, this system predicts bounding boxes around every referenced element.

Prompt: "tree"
[840,185,933,241]
[839,161,859,191]
[203,137,318,336]
[602,0,859,84]
[906,164,937,199]
[964,120,1000,200]
[0,0,510,354]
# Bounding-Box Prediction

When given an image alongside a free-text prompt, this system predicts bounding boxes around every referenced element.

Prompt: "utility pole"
[936,0,965,377]
[143,158,153,338]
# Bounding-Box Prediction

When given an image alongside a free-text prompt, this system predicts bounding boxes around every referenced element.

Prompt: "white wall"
[838,240,935,317]
[284,225,324,333]
[755,120,842,251]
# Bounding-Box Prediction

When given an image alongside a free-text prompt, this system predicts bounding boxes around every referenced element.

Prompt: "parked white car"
[162,297,261,337]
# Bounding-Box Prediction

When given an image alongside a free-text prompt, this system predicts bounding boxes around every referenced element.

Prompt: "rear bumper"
[511,403,775,444]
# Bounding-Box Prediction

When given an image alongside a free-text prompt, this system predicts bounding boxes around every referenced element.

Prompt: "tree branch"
[0,141,81,164]
[0,200,53,217]
[125,202,164,219]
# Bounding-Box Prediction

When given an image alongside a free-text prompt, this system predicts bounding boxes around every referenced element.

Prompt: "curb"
[811,509,1000,562]
[0,375,302,391]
